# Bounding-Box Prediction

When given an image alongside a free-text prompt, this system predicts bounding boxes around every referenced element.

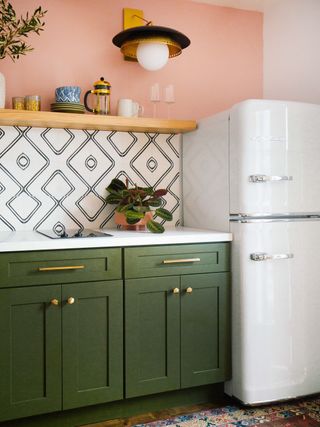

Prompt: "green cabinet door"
[0,285,62,422]
[125,277,180,398]
[180,272,231,388]
[62,280,123,410]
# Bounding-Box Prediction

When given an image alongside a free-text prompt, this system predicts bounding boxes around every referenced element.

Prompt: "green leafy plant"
[106,178,173,233]
[0,0,47,61]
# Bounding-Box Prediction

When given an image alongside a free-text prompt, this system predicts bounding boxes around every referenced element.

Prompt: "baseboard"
[0,383,224,427]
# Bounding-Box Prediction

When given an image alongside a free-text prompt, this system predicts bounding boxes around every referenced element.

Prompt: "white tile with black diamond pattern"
[0,126,181,232]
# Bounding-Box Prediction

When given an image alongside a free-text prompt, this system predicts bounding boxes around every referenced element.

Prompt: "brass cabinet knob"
[67,297,75,305]
[186,287,193,294]
[172,287,180,294]
[50,298,59,306]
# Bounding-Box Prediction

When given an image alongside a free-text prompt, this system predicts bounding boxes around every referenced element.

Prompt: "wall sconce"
[112,8,190,71]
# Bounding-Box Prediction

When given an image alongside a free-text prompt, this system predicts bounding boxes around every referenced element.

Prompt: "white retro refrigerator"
[183,99,320,404]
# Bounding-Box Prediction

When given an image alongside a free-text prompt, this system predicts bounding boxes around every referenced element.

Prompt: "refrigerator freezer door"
[228,219,320,404]
[230,100,320,215]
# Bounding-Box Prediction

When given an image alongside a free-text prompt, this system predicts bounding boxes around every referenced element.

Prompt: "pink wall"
[1,0,263,119]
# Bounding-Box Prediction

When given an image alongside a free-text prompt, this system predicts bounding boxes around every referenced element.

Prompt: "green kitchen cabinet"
[125,276,181,398]
[0,285,62,421]
[124,244,231,399]
[0,247,123,423]
[0,280,123,421]
[180,272,230,388]
[62,281,123,410]
[0,242,230,424]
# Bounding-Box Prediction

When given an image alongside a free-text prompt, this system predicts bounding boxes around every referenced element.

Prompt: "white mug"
[117,98,144,117]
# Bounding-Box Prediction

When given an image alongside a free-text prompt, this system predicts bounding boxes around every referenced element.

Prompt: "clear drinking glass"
[150,83,160,118]
[165,85,175,119]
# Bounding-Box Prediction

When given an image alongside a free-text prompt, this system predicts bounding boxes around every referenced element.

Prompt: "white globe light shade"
[136,42,169,71]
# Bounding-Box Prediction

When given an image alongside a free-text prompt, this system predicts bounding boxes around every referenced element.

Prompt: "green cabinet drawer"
[0,248,122,288]
[124,243,230,279]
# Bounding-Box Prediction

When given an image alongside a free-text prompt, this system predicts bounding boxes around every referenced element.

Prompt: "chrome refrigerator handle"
[249,175,293,183]
[250,253,294,261]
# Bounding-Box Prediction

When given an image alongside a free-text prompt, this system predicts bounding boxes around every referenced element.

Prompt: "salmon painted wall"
[1,0,263,119]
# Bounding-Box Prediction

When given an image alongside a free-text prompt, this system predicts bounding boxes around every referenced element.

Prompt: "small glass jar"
[25,95,41,111]
[12,97,25,110]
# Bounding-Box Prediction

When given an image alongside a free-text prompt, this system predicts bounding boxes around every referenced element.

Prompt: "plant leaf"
[0,0,47,61]
[133,205,149,213]
[117,203,134,213]
[137,186,154,195]
[147,198,162,207]
[147,220,165,233]
[105,193,123,204]
[125,210,144,221]
[106,178,127,194]
[154,189,167,197]
[155,208,173,221]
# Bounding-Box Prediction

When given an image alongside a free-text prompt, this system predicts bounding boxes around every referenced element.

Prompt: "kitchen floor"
[82,399,233,427]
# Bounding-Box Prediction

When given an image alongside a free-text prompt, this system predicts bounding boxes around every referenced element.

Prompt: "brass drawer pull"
[172,287,180,294]
[185,287,193,294]
[162,258,201,265]
[50,298,59,306]
[38,265,85,272]
[67,297,75,305]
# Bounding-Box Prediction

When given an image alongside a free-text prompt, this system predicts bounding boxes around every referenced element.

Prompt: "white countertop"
[0,227,232,252]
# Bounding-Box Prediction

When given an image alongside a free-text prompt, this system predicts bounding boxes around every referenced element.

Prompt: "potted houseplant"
[105,178,173,233]
[0,0,47,107]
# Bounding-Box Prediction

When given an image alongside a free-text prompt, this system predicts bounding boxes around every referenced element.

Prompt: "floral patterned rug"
[134,395,320,426]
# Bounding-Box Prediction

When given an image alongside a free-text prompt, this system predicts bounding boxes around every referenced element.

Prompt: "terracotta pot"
[114,210,153,230]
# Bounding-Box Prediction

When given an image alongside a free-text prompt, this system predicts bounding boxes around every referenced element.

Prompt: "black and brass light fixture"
[112,8,190,71]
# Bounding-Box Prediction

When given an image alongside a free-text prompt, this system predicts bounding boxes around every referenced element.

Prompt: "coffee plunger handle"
[84,90,94,113]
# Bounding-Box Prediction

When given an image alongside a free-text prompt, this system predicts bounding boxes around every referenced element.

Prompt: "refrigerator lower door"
[227,219,320,404]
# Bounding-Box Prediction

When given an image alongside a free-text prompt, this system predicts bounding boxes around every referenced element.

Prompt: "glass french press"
[84,77,111,115]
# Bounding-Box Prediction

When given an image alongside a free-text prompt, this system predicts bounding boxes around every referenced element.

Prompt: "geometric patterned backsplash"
[0,126,181,232]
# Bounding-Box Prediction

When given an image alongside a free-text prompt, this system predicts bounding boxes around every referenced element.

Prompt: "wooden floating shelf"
[0,109,197,134]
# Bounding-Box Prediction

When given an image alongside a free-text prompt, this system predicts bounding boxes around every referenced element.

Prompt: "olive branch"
[0,0,47,61]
